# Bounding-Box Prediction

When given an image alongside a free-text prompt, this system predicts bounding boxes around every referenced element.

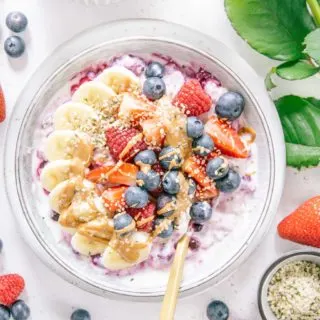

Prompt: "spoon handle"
[160,234,190,320]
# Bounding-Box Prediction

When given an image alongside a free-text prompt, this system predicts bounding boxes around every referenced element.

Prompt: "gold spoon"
[160,234,190,320]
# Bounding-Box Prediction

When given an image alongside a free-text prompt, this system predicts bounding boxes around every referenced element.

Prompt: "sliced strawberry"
[196,185,219,201]
[86,162,138,185]
[102,186,128,214]
[205,116,249,158]
[127,202,156,232]
[183,155,218,197]
[141,117,166,147]
[172,79,212,116]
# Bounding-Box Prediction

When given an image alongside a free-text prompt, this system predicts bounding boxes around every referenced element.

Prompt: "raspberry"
[172,79,212,116]
[127,202,156,232]
[0,274,25,306]
[105,127,148,161]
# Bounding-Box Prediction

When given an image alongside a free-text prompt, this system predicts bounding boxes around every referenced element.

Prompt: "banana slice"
[44,130,93,166]
[40,159,84,192]
[72,81,116,109]
[49,179,77,214]
[71,232,107,256]
[97,66,140,94]
[101,232,151,270]
[53,102,98,131]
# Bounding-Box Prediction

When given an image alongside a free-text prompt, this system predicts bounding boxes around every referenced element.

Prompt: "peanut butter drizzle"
[78,216,114,241]
[119,133,143,160]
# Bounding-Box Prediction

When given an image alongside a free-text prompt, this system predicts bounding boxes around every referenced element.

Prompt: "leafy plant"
[225,0,320,168]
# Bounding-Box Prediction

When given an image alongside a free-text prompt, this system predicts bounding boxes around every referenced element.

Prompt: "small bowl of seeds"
[258,250,320,320]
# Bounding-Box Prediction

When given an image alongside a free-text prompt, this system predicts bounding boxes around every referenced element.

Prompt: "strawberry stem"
[307,0,320,26]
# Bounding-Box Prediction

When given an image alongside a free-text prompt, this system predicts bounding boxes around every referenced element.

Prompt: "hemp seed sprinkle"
[267,260,320,320]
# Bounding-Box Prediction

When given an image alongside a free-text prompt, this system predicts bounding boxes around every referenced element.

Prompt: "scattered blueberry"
[4,36,25,58]
[206,157,229,180]
[143,77,166,101]
[216,91,245,121]
[215,168,241,193]
[192,223,203,232]
[114,213,134,232]
[145,61,165,78]
[0,305,10,320]
[71,309,91,320]
[136,170,161,191]
[206,300,229,320]
[134,150,157,166]
[162,171,180,195]
[124,186,149,208]
[0,239,3,253]
[156,193,177,217]
[50,211,60,221]
[155,218,174,238]
[188,178,197,197]
[159,146,182,170]
[11,300,30,320]
[189,237,200,251]
[192,134,214,156]
[190,202,212,223]
[6,12,28,33]
[187,117,204,138]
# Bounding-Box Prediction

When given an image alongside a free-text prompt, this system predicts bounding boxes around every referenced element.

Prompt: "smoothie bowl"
[4,19,285,299]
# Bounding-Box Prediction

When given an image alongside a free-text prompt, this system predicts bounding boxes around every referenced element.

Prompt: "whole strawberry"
[0,274,25,306]
[0,86,6,123]
[278,196,320,248]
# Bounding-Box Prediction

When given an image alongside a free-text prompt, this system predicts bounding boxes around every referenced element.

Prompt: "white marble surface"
[0,0,319,319]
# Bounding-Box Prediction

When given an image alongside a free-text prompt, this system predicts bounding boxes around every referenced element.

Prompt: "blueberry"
[159,146,182,170]
[155,218,174,238]
[206,300,229,320]
[0,305,10,320]
[216,92,245,121]
[188,178,197,197]
[4,36,25,58]
[143,77,166,101]
[190,202,212,223]
[6,12,28,33]
[162,171,180,195]
[156,193,177,217]
[136,170,161,191]
[215,169,240,193]
[145,62,165,78]
[134,150,157,166]
[11,300,30,320]
[0,239,3,253]
[206,157,229,180]
[187,117,204,138]
[71,309,91,320]
[192,134,214,156]
[124,186,149,208]
[113,213,135,232]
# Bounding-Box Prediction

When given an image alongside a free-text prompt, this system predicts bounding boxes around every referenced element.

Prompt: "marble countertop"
[0,0,319,319]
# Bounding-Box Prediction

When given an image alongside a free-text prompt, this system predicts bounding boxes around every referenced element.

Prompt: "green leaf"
[286,143,320,168]
[265,68,276,91]
[225,0,315,61]
[275,95,320,168]
[276,60,320,80]
[304,28,320,64]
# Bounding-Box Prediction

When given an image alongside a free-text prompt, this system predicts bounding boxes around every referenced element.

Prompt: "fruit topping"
[188,178,197,198]
[215,91,245,120]
[140,117,166,147]
[136,170,161,192]
[143,77,166,101]
[190,201,212,223]
[205,116,249,158]
[105,127,148,161]
[71,309,91,320]
[113,213,136,234]
[159,146,183,170]
[127,202,156,232]
[215,168,241,193]
[192,134,214,156]
[134,150,157,166]
[206,300,229,320]
[162,171,180,195]
[186,116,204,138]
[102,186,128,214]
[0,274,25,306]
[6,12,28,33]
[4,36,25,58]
[145,62,165,78]
[173,79,212,116]
[155,218,174,238]
[0,305,10,320]
[124,186,149,208]
[11,300,30,320]
[206,157,229,180]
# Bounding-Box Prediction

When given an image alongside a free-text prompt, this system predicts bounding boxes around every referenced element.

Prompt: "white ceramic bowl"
[4,19,285,300]
[258,250,320,320]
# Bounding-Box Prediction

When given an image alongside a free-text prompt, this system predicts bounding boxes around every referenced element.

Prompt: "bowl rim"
[257,250,320,320]
[4,18,286,300]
